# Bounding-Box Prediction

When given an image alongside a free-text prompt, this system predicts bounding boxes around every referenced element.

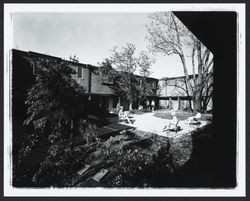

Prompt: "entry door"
[101,97,109,112]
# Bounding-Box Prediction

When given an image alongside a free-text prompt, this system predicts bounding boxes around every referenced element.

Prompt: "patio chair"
[186,112,202,125]
[118,107,133,124]
[92,168,110,182]
[163,119,181,133]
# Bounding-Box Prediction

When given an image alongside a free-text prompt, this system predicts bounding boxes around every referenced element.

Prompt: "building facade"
[11,49,212,150]
[159,75,213,112]
[12,49,159,116]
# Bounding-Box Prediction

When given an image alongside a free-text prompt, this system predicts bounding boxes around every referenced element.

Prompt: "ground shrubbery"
[14,119,101,187]
[99,134,174,187]
[13,57,96,187]
[31,143,88,187]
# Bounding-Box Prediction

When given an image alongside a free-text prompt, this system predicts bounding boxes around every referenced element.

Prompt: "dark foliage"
[101,135,174,187]
[15,57,88,187]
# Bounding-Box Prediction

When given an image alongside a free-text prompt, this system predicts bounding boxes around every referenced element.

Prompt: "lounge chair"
[92,168,110,182]
[186,113,202,125]
[118,107,133,124]
[77,164,91,175]
[163,120,181,133]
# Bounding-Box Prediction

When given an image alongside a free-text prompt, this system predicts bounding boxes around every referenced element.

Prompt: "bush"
[32,142,88,187]
[78,119,100,146]
[101,135,174,187]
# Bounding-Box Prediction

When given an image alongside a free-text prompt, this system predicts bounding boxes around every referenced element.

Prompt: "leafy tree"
[146,12,213,113]
[137,51,156,106]
[98,58,125,109]
[69,54,79,63]
[109,43,138,110]
[192,39,213,112]
[18,57,86,186]
[100,45,155,110]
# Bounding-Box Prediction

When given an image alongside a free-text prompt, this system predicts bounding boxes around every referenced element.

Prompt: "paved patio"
[121,112,210,139]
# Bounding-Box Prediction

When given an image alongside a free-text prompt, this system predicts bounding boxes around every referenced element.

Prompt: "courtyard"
[123,110,212,139]
[71,109,213,187]
[10,10,216,189]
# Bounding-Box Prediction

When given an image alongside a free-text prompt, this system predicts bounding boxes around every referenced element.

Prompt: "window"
[101,73,114,84]
[152,80,157,89]
[77,66,82,78]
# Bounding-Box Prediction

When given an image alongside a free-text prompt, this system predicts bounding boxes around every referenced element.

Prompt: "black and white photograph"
[4,3,245,197]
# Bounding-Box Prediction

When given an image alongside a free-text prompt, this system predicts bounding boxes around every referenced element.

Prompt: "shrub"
[32,142,88,187]
[102,135,174,187]
[78,119,100,146]
[17,57,86,187]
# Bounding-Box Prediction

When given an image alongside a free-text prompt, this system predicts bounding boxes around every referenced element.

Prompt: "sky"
[13,12,198,79]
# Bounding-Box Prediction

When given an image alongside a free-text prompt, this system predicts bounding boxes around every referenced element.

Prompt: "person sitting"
[118,106,133,124]
[163,111,181,132]
[186,112,202,125]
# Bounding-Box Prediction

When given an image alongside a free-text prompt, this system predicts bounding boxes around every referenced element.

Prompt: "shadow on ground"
[170,124,213,187]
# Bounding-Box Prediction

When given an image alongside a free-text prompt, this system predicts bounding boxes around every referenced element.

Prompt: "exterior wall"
[147,78,158,96]
[159,78,190,97]
[12,50,36,151]
[90,69,114,95]
[159,99,192,110]
[12,50,36,97]
[159,75,213,112]
[15,49,213,114]
[71,65,89,91]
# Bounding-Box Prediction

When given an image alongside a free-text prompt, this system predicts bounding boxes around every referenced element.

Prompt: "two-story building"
[158,75,213,112]
[11,49,159,124]
[11,49,212,153]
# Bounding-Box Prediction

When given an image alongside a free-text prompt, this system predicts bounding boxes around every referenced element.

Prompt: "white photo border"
[4,3,246,197]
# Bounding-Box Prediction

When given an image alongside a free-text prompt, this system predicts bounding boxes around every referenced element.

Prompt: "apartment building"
[12,49,159,119]
[159,75,213,112]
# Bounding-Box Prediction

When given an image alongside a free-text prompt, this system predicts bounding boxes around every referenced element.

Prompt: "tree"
[100,45,155,110]
[69,54,79,63]
[108,43,138,110]
[137,51,155,106]
[146,12,213,113]
[191,38,213,112]
[98,58,124,109]
[18,57,86,186]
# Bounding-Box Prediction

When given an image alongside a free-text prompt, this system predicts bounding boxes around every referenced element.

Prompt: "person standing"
[146,100,150,110]
[151,100,155,112]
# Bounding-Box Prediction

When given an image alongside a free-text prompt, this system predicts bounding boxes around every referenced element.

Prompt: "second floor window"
[77,66,82,78]
[102,75,114,84]
[152,80,157,89]
[100,70,114,84]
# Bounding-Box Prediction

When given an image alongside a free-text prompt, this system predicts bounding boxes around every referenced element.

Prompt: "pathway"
[122,112,209,139]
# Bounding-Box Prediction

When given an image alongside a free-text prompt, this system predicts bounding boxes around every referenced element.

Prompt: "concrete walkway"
[122,112,209,139]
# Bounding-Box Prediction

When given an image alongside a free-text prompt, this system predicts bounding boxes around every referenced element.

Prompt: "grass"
[154,110,212,121]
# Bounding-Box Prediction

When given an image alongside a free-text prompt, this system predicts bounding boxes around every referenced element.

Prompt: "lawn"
[154,110,213,121]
